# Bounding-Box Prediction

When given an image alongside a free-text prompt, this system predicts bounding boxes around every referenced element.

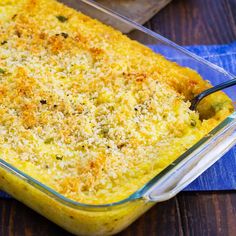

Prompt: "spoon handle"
[190,78,236,111]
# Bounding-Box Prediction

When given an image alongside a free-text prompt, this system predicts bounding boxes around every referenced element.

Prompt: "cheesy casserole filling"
[0,0,233,204]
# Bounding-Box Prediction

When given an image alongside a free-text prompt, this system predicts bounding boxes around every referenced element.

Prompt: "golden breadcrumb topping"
[0,0,233,204]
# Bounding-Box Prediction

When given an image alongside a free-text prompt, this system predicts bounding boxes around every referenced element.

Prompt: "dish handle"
[144,114,236,203]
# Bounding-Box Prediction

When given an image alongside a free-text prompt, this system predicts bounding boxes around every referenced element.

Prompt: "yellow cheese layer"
[0,0,233,204]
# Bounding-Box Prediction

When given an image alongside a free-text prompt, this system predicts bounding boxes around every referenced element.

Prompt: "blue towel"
[0,42,236,198]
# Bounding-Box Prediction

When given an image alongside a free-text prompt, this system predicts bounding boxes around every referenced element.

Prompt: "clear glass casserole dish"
[0,0,236,235]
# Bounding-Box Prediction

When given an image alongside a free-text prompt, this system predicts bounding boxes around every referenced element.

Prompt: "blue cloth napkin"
[0,42,236,198]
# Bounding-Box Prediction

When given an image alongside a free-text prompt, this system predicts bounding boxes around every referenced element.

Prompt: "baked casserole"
[0,0,233,204]
[0,0,234,235]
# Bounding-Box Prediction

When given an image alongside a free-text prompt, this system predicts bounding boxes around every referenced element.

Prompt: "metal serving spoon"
[190,78,236,111]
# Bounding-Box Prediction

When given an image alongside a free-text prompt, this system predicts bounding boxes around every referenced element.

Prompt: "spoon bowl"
[190,78,236,111]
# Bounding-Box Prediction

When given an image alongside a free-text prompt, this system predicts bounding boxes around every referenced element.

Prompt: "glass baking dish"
[0,0,235,235]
